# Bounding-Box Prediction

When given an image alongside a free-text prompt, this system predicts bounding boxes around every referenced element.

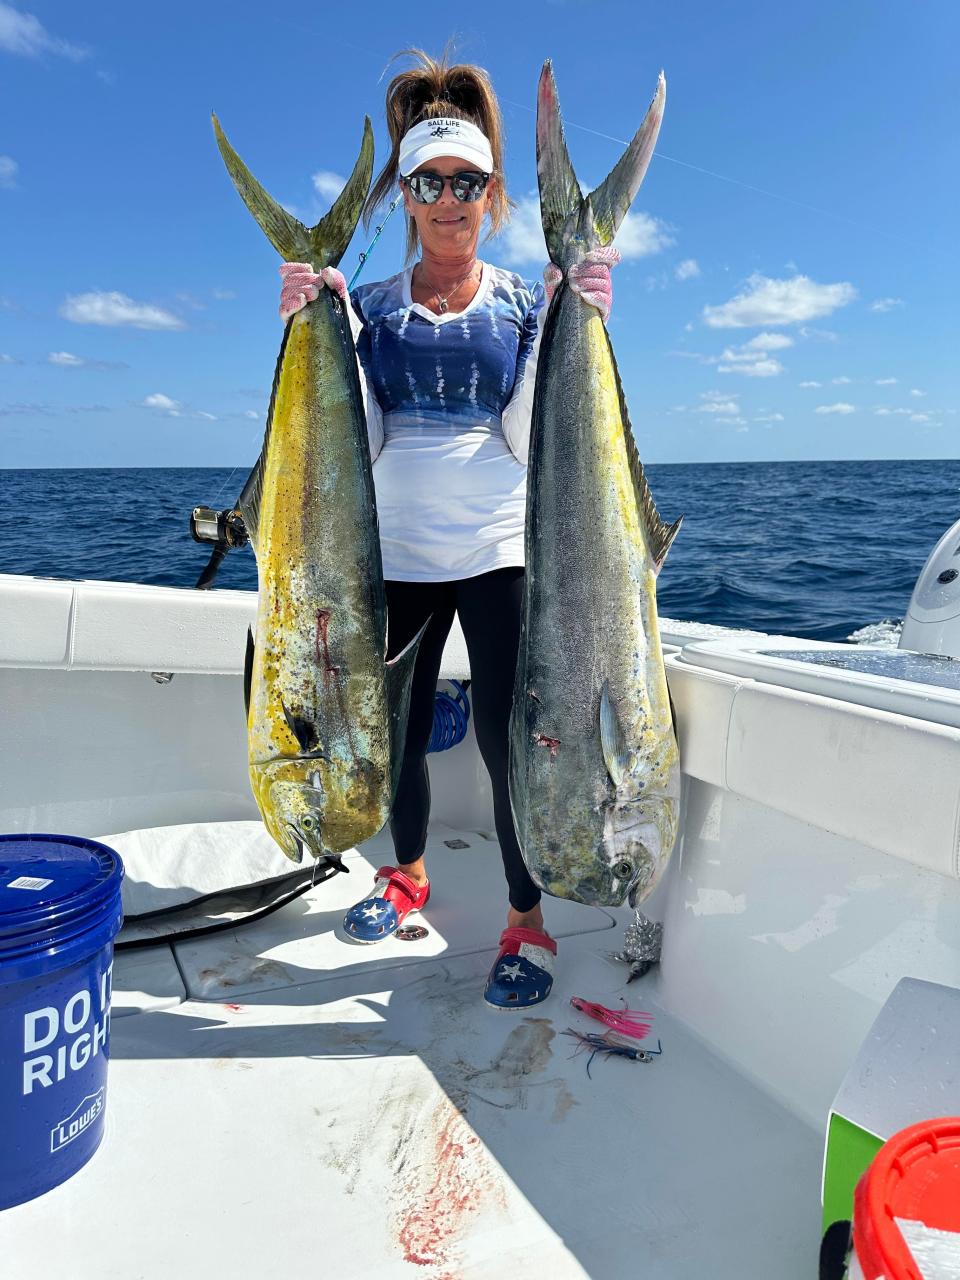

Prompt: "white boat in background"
[2,538,960,1277]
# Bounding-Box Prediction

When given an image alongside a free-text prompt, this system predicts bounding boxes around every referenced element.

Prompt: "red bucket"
[851,1117,960,1279]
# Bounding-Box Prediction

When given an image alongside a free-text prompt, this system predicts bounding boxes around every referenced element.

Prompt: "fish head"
[262,776,329,863]
[602,796,679,908]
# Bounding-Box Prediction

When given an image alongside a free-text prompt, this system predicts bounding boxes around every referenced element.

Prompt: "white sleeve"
[347,297,384,462]
[501,286,547,464]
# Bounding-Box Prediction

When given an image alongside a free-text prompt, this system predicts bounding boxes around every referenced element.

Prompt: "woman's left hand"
[543,246,621,323]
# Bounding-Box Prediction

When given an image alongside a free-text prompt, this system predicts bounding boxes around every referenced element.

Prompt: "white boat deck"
[5,822,822,1279]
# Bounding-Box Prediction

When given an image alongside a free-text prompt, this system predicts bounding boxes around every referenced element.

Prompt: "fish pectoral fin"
[280,699,322,755]
[385,616,432,802]
[599,679,630,788]
[244,627,255,717]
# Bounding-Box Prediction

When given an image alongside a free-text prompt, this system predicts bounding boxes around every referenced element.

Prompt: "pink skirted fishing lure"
[570,996,653,1041]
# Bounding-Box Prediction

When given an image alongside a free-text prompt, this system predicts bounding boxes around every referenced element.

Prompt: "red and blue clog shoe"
[483,926,557,1008]
[342,866,430,944]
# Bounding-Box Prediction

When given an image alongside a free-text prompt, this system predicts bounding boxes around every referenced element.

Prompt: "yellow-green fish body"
[215,117,423,866]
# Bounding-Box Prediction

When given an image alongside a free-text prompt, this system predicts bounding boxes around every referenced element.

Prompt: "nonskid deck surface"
[6,824,823,1279]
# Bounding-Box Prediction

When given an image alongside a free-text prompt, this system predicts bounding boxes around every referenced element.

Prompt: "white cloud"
[142,392,181,417]
[745,332,793,352]
[312,170,346,203]
[875,407,913,416]
[870,297,903,313]
[875,377,898,385]
[47,350,126,371]
[815,403,856,415]
[715,416,748,426]
[832,376,852,384]
[212,288,237,301]
[243,409,260,420]
[910,388,926,397]
[910,413,931,423]
[713,330,790,377]
[675,258,700,281]
[717,357,784,377]
[754,412,785,422]
[614,211,675,258]
[703,274,856,329]
[699,391,740,414]
[60,291,184,330]
[195,411,217,421]
[799,380,822,388]
[0,3,88,59]
[497,194,673,267]
[0,352,21,364]
[0,155,17,188]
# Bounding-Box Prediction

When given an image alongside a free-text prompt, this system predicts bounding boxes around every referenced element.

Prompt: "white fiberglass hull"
[2,573,960,1278]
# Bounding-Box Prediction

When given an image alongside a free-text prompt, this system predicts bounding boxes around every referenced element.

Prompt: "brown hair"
[364,47,512,260]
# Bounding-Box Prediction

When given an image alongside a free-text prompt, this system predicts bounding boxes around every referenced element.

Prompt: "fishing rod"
[187,192,404,590]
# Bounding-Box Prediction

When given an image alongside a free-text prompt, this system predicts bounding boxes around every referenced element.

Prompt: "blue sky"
[1,0,957,467]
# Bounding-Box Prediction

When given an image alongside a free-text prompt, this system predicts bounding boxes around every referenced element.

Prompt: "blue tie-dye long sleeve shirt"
[350,262,545,582]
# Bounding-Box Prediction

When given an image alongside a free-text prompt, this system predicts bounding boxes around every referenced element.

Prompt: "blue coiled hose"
[427,680,471,753]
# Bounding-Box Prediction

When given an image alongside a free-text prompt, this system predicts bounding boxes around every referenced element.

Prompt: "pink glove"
[279,261,348,323]
[543,246,620,323]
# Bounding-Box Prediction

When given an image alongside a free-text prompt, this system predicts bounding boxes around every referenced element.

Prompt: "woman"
[278,51,615,1008]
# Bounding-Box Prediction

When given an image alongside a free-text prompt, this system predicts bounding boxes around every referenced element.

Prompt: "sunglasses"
[401,170,491,204]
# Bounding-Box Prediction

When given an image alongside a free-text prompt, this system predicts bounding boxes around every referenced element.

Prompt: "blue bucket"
[0,834,123,1211]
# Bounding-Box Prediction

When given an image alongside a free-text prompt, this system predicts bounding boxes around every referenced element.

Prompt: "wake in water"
[847,619,903,649]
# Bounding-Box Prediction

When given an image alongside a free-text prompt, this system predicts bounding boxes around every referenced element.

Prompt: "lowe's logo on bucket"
[21,962,113,1095]
[50,1088,104,1154]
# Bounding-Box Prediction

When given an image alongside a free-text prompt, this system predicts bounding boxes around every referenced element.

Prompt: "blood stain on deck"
[394,1095,505,1277]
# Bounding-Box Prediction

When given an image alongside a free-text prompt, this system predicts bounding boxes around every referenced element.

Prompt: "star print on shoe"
[342,866,430,944]
[484,926,557,1009]
[343,865,432,947]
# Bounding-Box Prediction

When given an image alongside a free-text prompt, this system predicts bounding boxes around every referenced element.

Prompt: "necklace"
[416,261,479,313]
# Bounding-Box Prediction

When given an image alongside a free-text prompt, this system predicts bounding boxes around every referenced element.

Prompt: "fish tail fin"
[536,61,665,268]
[211,115,374,268]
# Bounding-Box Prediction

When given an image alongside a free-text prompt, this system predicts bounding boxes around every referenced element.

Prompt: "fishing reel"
[190,506,249,550]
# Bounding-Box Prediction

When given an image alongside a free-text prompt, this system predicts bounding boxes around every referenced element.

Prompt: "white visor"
[398,117,494,176]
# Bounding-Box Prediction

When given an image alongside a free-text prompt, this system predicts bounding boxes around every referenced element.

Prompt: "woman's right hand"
[279,262,348,322]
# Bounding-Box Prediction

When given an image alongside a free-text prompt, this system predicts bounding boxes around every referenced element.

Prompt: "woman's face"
[403,154,495,260]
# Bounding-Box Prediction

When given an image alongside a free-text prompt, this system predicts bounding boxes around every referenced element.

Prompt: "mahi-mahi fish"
[213,116,427,869]
[508,63,682,908]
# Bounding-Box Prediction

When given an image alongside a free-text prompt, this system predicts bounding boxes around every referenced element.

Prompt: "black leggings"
[385,566,540,913]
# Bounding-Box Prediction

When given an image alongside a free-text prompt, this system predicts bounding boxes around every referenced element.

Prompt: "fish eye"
[300,815,315,832]
[614,860,633,881]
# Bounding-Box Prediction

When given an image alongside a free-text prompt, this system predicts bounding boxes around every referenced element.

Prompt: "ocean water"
[2,460,957,644]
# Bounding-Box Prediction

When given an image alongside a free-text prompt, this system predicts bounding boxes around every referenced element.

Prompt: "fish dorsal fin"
[590,72,665,246]
[605,329,682,570]
[536,61,583,267]
[599,679,629,787]
[212,115,374,269]
[235,317,292,556]
[384,617,431,802]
